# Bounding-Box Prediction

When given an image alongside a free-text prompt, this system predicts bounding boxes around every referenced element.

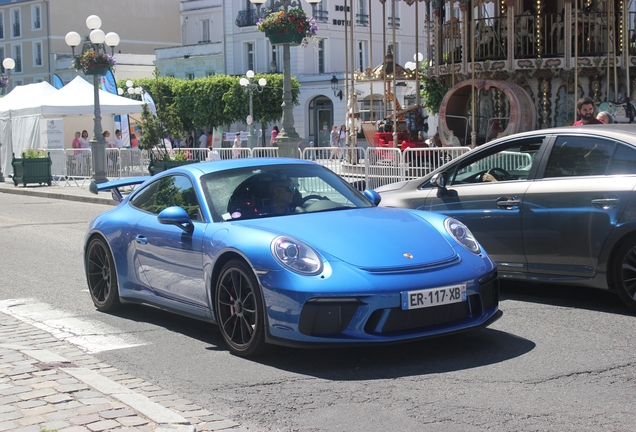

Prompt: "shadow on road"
[499,280,634,315]
[109,304,534,380]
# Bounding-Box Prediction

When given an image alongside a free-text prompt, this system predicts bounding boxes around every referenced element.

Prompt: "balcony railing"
[235,8,261,28]
[314,9,328,23]
[388,17,400,29]
[356,13,369,26]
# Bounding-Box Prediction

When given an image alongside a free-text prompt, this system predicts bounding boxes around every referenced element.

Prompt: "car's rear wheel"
[215,260,267,357]
[614,237,636,312]
[85,237,121,312]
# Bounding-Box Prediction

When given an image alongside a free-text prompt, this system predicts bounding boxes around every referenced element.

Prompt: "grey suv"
[377,125,636,311]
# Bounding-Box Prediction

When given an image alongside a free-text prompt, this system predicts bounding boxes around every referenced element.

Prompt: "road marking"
[0,298,146,354]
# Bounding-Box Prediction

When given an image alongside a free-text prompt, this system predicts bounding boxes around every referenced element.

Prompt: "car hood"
[239,207,457,270]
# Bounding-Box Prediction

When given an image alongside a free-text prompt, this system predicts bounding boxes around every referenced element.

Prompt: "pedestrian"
[207,131,213,148]
[72,131,81,155]
[573,97,603,125]
[198,131,207,148]
[113,129,124,148]
[597,111,614,124]
[79,130,90,148]
[130,133,139,148]
[329,125,339,160]
[338,124,346,159]
[232,132,242,159]
[187,131,194,148]
[102,130,112,147]
[270,125,279,146]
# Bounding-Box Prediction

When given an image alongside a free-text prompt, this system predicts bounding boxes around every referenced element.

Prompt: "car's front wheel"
[614,237,636,312]
[215,260,267,357]
[85,237,121,312]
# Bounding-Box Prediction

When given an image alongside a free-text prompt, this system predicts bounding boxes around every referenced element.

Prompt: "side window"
[544,136,614,178]
[609,143,636,175]
[130,175,202,221]
[451,139,543,185]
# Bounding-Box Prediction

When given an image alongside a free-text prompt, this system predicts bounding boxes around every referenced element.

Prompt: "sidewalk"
[0,180,114,206]
[0,180,249,431]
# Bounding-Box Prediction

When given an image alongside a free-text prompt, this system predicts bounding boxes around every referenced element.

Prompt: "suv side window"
[544,136,615,178]
[609,143,636,175]
[451,139,543,185]
[130,175,202,221]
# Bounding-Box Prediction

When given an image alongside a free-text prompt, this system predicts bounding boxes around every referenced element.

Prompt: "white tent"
[0,77,144,177]
[0,82,59,177]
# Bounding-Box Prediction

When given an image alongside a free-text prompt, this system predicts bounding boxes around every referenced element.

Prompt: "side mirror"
[431,172,447,189]
[363,189,381,206]
[158,206,194,233]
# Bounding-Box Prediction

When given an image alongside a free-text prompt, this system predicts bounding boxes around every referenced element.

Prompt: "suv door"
[421,137,547,272]
[523,135,636,278]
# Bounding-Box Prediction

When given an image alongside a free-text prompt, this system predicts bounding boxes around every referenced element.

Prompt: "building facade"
[0,0,181,87]
[156,0,427,146]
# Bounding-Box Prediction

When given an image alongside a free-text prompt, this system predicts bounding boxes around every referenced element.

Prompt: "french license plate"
[401,284,467,310]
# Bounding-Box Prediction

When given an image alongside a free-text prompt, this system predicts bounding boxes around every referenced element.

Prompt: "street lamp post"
[65,15,119,184]
[251,0,321,157]
[0,57,15,183]
[240,70,267,149]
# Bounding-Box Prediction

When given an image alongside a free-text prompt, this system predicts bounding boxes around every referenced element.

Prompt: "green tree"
[419,65,449,115]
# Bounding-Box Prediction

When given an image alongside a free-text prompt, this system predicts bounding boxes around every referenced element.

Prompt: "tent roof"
[0,82,59,117]
[39,76,144,116]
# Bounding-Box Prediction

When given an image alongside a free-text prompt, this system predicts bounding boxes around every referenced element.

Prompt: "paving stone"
[86,419,120,431]
[53,400,83,410]
[41,419,71,430]
[69,414,101,426]
[0,385,32,396]
[57,383,90,393]
[116,415,149,427]
[58,426,91,432]
[15,399,47,409]
[99,408,135,419]
[78,397,112,406]
[0,410,22,421]
[16,414,46,426]
[19,404,56,417]
[13,425,41,432]
[198,414,227,422]
[174,404,203,412]
[44,392,74,404]
[73,390,103,399]
[31,380,59,389]
[0,421,18,431]
[0,395,20,405]
[19,387,58,400]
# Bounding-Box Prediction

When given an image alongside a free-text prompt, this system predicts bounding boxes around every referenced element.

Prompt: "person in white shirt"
[198,131,207,148]
[113,129,124,148]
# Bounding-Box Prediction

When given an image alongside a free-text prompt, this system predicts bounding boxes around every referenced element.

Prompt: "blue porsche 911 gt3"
[85,158,501,357]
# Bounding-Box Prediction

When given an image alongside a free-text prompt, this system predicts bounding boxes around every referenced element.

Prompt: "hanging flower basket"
[72,50,116,75]
[265,29,305,46]
[257,8,318,48]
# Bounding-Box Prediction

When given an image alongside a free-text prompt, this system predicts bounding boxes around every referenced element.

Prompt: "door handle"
[135,235,148,245]
[591,198,619,209]
[496,197,521,209]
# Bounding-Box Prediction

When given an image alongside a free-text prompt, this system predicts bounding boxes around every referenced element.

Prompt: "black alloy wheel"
[85,237,121,312]
[614,238,636,312]
[215,260,267,357]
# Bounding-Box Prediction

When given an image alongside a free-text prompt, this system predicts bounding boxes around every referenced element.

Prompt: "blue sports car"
[85,158,501,357]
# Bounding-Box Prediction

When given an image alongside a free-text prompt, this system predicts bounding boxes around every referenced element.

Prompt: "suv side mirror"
[431,172,447,189]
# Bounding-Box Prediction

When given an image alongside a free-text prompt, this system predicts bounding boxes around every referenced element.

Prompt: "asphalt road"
[1,192,635,432]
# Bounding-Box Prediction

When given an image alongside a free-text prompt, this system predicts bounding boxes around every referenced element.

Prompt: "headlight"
[271,236,323,275]
[444,218,481,254]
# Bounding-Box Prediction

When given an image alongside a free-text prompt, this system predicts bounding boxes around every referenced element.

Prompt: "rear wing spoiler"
[89,177,149,203]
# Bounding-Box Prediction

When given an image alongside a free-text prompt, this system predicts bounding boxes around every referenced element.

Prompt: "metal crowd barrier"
[39,145,470,190]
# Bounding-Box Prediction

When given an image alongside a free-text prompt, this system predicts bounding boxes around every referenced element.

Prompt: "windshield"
[200,164,373,222]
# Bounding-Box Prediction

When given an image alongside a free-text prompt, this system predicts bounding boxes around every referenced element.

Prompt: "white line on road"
[0,298,146,354]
